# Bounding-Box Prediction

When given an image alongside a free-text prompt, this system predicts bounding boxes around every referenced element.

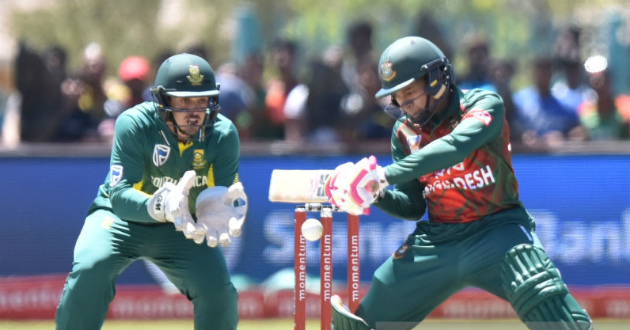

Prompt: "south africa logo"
[380,59,396,82]
[192,149,206,169]
[187,65,204,86]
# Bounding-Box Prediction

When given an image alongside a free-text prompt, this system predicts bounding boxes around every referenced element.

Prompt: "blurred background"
[0,0,629,323]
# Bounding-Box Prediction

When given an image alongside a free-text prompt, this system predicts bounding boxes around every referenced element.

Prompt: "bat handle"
[368,155,377,170]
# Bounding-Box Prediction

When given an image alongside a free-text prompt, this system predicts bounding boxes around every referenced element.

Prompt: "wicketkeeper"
[55,53,247,330]
[325,36,593,330]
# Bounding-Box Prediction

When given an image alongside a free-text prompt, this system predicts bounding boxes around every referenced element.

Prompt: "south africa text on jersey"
[152,175,208,188]
[423,165,496,198]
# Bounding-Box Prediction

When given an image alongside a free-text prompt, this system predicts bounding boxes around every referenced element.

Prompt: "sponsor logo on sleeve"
[110,165,123,187]
[152,144,171,167]
[406,134,422,153]
[393,243,409,259]
[463,108,493,126]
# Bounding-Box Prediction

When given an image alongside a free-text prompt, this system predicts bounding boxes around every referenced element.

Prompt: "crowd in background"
[1,21,629,150]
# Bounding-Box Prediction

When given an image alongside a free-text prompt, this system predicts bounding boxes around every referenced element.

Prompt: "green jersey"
[88,102,241,223]
[376,88,522,223]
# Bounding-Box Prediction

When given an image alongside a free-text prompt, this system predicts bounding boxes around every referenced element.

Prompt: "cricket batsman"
[325,37,593,330]
[55,53,247,330]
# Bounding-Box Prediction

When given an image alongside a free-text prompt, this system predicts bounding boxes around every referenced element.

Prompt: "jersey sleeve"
[108,112,157,223]
[210,121,241,187]
[371,129,426,220]
[384,92,505,185]
[373,179,427,221]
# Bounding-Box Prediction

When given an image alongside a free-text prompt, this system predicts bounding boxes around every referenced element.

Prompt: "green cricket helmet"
[376,36,454,123]
[151,53,220,140]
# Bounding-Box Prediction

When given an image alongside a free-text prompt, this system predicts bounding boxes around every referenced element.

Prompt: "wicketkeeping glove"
[147,170,206,243]
[195,182,248,247]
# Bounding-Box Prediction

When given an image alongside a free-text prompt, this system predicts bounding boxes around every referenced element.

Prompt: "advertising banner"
[0,155,628,287]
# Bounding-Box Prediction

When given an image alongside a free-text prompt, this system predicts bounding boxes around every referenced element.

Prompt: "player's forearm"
[110,188,160,223]
[384,137,470,185]
[374,181,426,221]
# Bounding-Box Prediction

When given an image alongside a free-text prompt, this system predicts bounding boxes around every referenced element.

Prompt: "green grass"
[1,319,629,330]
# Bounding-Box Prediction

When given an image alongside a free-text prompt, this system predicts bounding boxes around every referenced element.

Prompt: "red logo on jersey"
[464,109,493,126]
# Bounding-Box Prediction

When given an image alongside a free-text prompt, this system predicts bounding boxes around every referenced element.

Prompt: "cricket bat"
[268,169,332,203]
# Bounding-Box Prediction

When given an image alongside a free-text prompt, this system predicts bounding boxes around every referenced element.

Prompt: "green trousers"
[55,210,238,330]
[356,207,542,329]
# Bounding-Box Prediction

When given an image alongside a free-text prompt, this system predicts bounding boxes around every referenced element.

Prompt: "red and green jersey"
[377,88,522,223]
[88,102,241,223]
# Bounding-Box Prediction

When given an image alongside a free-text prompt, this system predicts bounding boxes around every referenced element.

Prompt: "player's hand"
[325,156,388,215]
[325,162,363,215]
[348,155,388,205]
[148,170,197,223]
[147,170,207,242]
[195,182,248,247]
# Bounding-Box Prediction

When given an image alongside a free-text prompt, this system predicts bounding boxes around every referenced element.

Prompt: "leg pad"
[501,244,592,330]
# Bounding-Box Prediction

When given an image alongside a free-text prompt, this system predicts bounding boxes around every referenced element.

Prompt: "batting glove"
[195,182,248,247]
[325,162,361,215]
[325,156,388,215]
[347,155,388,206]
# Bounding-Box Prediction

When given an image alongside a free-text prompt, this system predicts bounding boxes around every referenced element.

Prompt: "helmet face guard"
[151,53,221,141]
[376,37,454,125]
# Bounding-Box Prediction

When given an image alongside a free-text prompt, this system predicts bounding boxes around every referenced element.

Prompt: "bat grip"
[368,155,377,170]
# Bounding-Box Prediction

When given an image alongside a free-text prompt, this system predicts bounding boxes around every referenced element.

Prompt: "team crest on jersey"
[187,65,204,86]
[464,109,493,126]
[380,58,396,82]
[393,243,409,259]
[110,164,123,187]
[192,149,206,169]
[406,135,422,153]
[153,144,171,167]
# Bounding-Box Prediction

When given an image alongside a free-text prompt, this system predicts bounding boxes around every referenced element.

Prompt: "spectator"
[2,41,67,145]
[301,45,349,143]
[338,56,393,143]
[551,25,595,113]
[214,56,269,141]
[488,58,520,142]
[44,45,68,84]
[55,42,108,142]
[341,20,375,93]
[335,20,395,143]
[76,42,109,123]
[578,55,630,140]
[263,39,301,140]
[457,34,497,92]
[413,10,454,60]
[512,56,586,148]
[291,22,377,144]
[214,62,253,122]
[99,55,152,143]
[233,52,269,140]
